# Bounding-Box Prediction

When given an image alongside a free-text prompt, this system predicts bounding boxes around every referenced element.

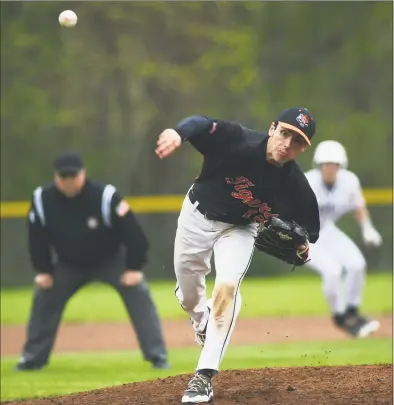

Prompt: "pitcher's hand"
[155,129,182,159]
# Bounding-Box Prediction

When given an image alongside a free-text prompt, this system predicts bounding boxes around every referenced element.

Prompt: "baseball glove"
[254,216,310,270]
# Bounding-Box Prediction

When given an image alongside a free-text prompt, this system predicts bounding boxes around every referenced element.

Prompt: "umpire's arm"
[110,193,149,270]
[28,199,54,274]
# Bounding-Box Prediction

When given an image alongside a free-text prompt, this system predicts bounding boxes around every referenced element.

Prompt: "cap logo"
[296,113,310,128]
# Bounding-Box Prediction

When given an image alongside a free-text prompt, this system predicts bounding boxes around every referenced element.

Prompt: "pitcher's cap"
[276,107,316,145]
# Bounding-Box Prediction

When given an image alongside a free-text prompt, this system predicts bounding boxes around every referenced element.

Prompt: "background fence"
[1,2,392,286]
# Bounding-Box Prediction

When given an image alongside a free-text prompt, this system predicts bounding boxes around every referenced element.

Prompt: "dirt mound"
[4,364,392,405]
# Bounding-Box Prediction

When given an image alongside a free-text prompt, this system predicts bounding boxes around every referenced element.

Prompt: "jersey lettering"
[225,176,278,223]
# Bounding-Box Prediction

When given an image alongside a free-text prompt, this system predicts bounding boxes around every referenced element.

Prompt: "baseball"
[58,10,78,28]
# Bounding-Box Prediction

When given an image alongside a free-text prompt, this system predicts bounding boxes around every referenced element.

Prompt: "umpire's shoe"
[151,357,171,370]
[182,373,213,403]
[14,360,45,372]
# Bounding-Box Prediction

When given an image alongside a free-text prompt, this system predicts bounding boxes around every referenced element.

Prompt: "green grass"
[1,338,391,402]
[1,273,392,325]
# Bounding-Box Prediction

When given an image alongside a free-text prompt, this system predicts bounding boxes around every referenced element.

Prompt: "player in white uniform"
[305,140,382,338]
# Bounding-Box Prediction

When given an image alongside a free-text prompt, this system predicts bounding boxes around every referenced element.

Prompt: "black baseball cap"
[53,151,84,177]
[276,107,316,145]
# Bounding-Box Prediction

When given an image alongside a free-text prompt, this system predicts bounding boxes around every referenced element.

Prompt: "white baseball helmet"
[313,140,348,168]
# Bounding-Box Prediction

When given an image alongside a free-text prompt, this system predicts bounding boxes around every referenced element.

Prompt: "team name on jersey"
[225,176,279,223]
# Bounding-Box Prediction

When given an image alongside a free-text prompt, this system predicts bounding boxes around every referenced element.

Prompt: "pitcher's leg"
[174,199,217,332]
[197,225,256,372]
[174,232,212,332]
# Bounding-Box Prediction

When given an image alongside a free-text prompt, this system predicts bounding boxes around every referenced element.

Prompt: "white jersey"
[305,168,366,228]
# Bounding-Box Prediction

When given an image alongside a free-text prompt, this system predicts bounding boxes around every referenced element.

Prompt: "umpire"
[15,151,169,371]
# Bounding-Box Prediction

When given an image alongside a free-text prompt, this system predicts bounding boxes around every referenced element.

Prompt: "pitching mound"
[4,364,392,405]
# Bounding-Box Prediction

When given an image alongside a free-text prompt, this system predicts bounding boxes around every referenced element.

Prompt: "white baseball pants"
[174,193,258,372]
[307,223,366,314]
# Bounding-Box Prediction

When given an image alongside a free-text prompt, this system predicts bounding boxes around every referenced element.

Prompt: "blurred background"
[1,1,393,286]
[1,3,392,403]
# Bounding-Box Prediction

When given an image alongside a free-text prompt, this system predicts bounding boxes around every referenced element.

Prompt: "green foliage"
[1,2,392,198]
[1,2,392,284]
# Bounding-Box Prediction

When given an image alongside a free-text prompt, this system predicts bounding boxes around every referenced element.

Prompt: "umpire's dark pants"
[20,254,167,366]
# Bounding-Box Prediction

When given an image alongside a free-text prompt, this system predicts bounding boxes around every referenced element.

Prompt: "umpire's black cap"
[53,151,84,177]
[276,107,316,145]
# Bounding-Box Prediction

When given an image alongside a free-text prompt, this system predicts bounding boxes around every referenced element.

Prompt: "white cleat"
[357,319,380,338]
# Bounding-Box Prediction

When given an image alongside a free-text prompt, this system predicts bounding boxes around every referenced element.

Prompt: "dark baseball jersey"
[175,115,320,243]
[28,180,149,273]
